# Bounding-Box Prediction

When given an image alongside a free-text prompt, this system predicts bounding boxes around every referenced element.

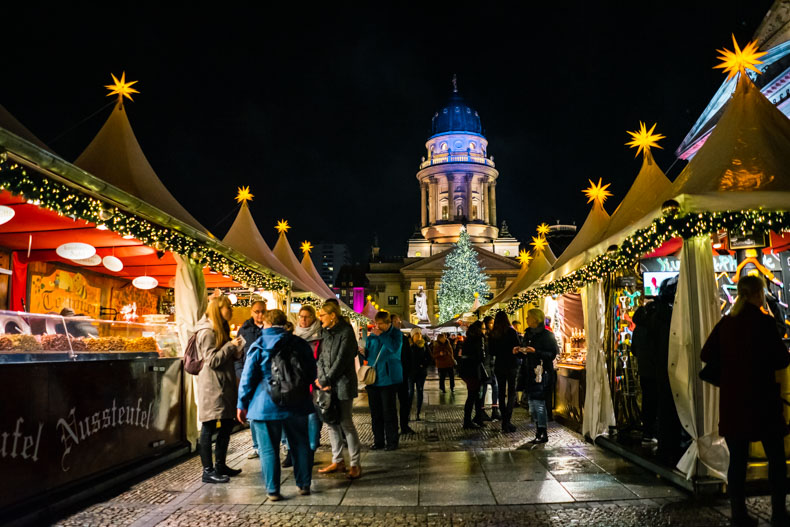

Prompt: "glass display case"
[0,310,181,362]
[557,327,586,368]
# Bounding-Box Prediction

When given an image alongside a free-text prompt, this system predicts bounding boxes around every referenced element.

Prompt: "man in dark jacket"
[631,300,659,445]
[391,314,416,435]
[236,300,267,458]
[519,308,558,443]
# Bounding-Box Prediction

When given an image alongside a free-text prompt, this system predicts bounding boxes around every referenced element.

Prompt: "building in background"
[366,78,523,324]
[332,263,369,312]
[313,243,351,288]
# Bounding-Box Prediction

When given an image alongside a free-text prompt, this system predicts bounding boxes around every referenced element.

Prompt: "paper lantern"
[56,242,95,260]
[102,255,123,272]
[71,254,102,266]
[132,276,158,290]
[0,205,15,225]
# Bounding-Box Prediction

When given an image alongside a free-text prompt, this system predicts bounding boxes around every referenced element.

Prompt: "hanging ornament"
[71,254,102,266]
[102,255,124,272]
[132,276,158,290]
[56,242,96,260]
[0,205,15,225]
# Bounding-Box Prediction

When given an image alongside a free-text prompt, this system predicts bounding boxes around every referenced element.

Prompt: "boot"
[529,427,548,444]
[472,414,486,427]
[215,463,242,477]
[202,467,230,484]
[282,450,293,468]
[463,419,481,429]
[491,407,502,421]
[478,409,492,422]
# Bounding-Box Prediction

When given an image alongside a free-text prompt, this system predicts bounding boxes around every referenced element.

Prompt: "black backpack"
[268,334,312,407]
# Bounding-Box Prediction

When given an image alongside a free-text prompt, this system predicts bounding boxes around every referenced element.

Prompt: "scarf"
[294,319,322,342]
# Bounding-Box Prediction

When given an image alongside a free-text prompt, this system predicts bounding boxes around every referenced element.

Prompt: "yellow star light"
[583,178,612,206]
[530,236,548,253]
[714,35,767,80]
[517,249,533,265]
[275,219,290,234]
[625,122,665,158]
[235,186,254,203]
[300,241,313,254]
[536,223,550,236]
[105,72,139,103]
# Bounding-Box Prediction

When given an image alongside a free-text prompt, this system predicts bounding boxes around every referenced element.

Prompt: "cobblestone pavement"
[49,378,781,526]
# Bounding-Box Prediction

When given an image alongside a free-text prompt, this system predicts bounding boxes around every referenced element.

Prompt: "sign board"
[728,229,767,250]
[29,269,102,318]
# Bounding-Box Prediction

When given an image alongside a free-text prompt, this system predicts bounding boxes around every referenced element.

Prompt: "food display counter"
[0,311,185,517]
[554,328,586,432]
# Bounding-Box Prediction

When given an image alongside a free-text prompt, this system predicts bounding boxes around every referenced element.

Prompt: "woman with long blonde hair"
[701,275,790,525]
[195,295,244,484]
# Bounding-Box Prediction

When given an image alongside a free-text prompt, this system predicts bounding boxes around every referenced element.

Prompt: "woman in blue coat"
[237,309,317,501]
[363,310,403,450]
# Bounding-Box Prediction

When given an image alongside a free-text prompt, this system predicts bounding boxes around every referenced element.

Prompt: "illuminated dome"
[431,87,482,136]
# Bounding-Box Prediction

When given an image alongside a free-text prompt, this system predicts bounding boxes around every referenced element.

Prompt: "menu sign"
[29,269,101,318]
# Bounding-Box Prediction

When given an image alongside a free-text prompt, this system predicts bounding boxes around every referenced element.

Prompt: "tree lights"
[438,228,491,323]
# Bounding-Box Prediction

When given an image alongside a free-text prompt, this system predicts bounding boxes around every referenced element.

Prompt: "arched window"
[472,206,478,219]
[441,206,448,220]
[469,141,476,150]
[457,205,463,218]
[441,142,448,151]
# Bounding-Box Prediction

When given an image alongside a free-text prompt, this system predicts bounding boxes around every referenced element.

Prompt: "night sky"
[0,3,775,261]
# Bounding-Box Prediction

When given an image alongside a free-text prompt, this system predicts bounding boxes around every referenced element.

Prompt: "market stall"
[0,80,291,518]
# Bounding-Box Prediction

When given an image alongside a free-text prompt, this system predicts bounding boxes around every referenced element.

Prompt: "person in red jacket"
[701,275,790,527]
[432,333,456,393]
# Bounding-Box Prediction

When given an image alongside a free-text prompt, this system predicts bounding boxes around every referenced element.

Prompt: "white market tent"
[480,248,554,313]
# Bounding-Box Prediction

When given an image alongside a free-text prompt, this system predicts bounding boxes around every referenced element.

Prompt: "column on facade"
[427,178,436,224]
[489,181,497,227]
[434,176,441,221]
[420,181,427,227]
[447,174,455,221]
[482,179,489,224]
[465,174,473,221]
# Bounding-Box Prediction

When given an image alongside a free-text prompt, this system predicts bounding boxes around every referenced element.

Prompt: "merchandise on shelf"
[558,327,586,367]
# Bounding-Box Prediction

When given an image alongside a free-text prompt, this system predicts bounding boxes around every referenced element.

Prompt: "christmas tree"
[437,228,490,323]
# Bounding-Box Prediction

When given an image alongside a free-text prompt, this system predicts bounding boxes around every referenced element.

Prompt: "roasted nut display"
[8,334,42,351]
[41,334,72,351]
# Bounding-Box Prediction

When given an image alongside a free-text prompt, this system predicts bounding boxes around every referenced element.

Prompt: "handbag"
[312,388,340,425]
[699,358,720,386]
[357,350,381,385]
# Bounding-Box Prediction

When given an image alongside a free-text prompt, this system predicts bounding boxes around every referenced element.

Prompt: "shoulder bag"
[357,349,381,385]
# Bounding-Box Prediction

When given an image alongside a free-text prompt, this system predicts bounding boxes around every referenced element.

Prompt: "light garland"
[503,209,790,314]
[0,157,291,292]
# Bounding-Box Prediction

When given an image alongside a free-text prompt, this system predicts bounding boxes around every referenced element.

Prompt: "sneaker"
[247,450,259,459]
[267,493,284,502]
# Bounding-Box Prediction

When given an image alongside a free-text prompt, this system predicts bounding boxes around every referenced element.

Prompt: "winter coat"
[520,326,559,400]
[195,316,242,422]
[364,324,403,387]
[408,339,432,379]
[490,327,522,375]
[235,317,263,378]
[701,303,790,440]
[237,326,317,420]
[399,332,412,380]
[432,339,456,369]
[457,335,484,380]
[317,319,359,400]
[631,304,657,377]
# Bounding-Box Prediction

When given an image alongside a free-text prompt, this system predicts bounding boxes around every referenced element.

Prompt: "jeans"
[327,398,362,466]
[397,379,413,429]
[199,418,234,469]
[366,384,398,447]
[409,374,427,418]
[726,435,786,517]
[281,412,323,451]
[250,416,313,494]
[528,397,548,428]
[438,367,455,392]
[496,371,518,425]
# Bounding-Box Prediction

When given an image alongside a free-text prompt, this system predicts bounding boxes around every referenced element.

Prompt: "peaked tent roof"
[547,199,610,281]
[361,300,378,320]
[0,104,54,154]
[672,74,790,212]
[75,102,206,231]
[221,201,315,292]
[481,249,554,313]
[273,231,338,302]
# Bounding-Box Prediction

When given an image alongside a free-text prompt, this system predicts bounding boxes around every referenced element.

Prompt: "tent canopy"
[75,102,207,232]
[0,104,54,154]
[481,249,554,312]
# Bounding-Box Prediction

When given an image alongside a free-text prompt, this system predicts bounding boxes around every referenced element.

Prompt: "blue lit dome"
[431,89,482,136]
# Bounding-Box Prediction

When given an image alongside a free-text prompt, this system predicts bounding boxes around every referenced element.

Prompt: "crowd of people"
[192,297,558,500]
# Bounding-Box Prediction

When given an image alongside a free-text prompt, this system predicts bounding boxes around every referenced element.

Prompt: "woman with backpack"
[194,295,245,484]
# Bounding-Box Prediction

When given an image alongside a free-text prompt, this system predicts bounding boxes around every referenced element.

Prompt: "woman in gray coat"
[315,301,362,479]
[195,295,244,483]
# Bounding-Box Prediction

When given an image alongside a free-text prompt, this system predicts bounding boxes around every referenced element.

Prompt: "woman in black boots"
[458,321,486,429]
[489,311,522,433]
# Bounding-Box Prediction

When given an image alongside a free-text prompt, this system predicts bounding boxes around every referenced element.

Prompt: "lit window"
[441,142,447,151]
[415,252,422,257]
[469,142,476,150]
[504,250,510,256]
[442,206,448,220]
[329,267,334,271]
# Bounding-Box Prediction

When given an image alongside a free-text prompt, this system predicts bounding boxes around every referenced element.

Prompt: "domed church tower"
[408,76,517,258]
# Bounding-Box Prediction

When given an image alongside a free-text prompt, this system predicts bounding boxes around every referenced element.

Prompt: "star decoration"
[275,219,290,234]
[583,178,613,206]
[235,186,254,203]
[530,236,548,253]
[105,72,139,103]
[517,249,533,265]
[714,35,766,80]
[300,241,313,254]
[536,223,550,236]
[625,122,665,158]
